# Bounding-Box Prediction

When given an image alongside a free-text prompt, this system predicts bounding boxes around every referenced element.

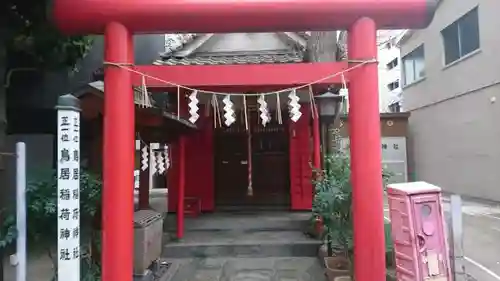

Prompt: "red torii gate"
[51,1,437,281]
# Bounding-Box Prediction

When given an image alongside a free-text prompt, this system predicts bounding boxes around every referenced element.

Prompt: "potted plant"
[313,150,395,281]
[313,151,353,280]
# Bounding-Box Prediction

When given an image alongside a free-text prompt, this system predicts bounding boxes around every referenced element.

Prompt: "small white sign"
[57,109,80,281]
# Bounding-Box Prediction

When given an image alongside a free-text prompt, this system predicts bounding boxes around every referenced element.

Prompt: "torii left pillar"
[102,22,135,281]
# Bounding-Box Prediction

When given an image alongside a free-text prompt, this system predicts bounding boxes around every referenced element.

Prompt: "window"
[387,80,400,91]
[386,58,398,70]
[389,103,401,113]
[402,45,425,86]
[441,7,480,65]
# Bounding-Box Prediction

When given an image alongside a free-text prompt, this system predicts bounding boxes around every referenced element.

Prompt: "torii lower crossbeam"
[131,62,349,91]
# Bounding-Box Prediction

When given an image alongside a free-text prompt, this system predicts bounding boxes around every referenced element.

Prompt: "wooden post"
[102,22,134,281]
[312,106,321,170]
[348,17,386,281]
[138,161,150,209]
[177,136,186,239]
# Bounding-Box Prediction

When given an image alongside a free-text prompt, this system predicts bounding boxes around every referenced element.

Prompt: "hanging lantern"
[315,89,344,119]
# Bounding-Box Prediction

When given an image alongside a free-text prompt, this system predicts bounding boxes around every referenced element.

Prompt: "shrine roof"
[153,51,304,66]
[71,81,197,130]
[75,81,157,107]
[162,32,309,57]
[158,32,307,65]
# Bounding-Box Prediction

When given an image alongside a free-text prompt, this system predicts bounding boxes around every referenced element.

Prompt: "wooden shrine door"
[251,117,290,208]
[214,109,290,210]
[214,130,248,207]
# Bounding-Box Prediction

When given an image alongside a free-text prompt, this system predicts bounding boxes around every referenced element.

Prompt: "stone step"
[164,212,311,232]
[162,230,321,258]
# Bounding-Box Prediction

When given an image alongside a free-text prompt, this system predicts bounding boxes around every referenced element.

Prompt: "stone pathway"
[162,257,326,281]
[3,252,54,281]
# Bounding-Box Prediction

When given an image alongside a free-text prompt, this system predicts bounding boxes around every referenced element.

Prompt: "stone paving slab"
[162,230,320,258]
[163,257,326,281]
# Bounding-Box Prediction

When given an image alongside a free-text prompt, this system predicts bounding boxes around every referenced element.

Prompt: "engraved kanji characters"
[60,189,71,200]
[60,228,71,240]
[59,208,71,220]
[57,111,81,267]
[59,168,71,180]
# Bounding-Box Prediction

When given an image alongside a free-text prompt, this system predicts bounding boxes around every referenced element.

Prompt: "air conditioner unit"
[133,210,164,276]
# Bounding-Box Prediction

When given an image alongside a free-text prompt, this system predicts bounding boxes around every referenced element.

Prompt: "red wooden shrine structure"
[51,1,437,281]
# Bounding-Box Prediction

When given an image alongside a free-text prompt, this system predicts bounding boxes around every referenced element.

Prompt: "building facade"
[399,0,500,200]
[338,30,405,113]
[377,30,405,113]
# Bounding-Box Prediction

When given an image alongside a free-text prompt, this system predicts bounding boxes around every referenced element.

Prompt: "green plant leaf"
[312,134,393,258]
[0,169,102,251]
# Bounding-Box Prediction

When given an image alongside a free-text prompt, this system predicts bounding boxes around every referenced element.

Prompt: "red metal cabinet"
[387,182,452,281]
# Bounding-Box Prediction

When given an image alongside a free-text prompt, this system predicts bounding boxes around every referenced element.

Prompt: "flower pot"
[318,244,328,263]
[324,256,350,281]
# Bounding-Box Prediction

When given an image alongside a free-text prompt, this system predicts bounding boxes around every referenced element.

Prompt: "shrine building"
[77,32,346,214]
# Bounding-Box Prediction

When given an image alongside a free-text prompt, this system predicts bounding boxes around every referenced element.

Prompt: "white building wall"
[377,30,404,112]
[341,30,404,113]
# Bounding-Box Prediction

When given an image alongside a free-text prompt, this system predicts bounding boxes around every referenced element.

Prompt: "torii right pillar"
[348,17,386,281]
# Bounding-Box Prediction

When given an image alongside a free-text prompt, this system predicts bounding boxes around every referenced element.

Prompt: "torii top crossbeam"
[52,0,438,34]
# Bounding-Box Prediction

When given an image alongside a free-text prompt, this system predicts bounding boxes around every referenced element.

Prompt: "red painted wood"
[131,63,349,90]
[168,95,215,212]
[176,92,189,238]
[79,94,102,119]
[289,106,313,210]
[167,115,215,212]
[184,109,215,211]
[348,18,386,281]
[138,168,150,209]
[136,111,163,126]
[167,142,179,212]
[167,90,188,212]
[177,136,186,238]
[52,0,436,34]
[102,22,134,281]
[312,107,321,171]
